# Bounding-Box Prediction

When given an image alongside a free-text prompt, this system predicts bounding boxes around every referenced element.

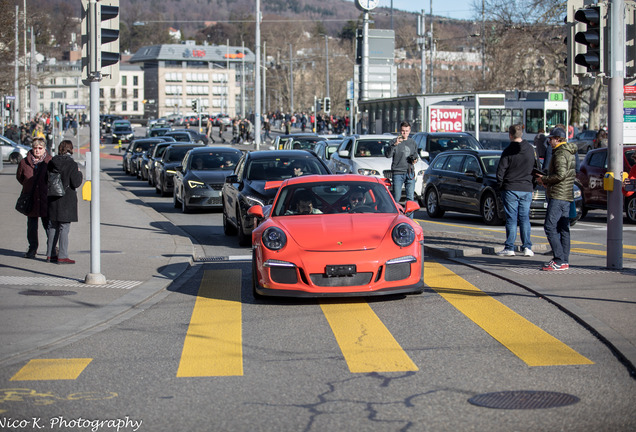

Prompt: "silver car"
[327,134,428,201]
[1,135,30,163]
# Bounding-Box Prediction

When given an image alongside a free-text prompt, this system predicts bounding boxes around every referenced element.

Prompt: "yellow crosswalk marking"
[571,247,636,260]
[10,359,92,381]
[320,301,418,373]
[177,269,243,377]
[425,261,594,367]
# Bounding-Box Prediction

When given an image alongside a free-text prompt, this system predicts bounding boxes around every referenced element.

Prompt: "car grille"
[208,183,223,190]
[384,262,411,281]
[310,272,373,287]
[271,267,298,284]
[533,189,546,200]
[383,170,392,179]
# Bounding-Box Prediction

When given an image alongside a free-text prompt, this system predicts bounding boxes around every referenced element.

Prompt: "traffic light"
[192,100,198,111]
[345,99,351,111]
[81,0,120,85]
[324,97,331,113]
[573,4,607,74]
[316,99,322,112]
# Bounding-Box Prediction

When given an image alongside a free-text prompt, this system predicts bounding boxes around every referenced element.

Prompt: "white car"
[1,135,30,164]
[327,134,428,201]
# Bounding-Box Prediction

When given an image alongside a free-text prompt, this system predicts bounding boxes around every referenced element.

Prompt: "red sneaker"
[541,260,568,271]
[57,258,75,265]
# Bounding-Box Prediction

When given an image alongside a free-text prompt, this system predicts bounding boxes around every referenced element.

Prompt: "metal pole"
[241,41,246,118]
[289,43,294,114]
[481,0,486,82]
[429,0,434,93]
[14,5,19,125]
[325,35,330,99]
[255,0,261,149]
[606,0,625,269]
[418,10,426,94]
[262,40,267,114]
[362,12,369,101]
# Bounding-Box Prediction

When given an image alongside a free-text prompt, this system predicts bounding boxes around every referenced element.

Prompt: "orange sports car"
[248,174,425,298]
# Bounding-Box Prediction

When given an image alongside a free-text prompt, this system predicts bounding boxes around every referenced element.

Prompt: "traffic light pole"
[606,0,626,269]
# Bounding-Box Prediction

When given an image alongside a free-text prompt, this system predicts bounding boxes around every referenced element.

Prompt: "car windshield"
[272,181,397,216]
[480,155,501,175]
[189,151,241,170]
[245,157,329,180]
[166,146,196,162]
[289,138,321,149]
[429,136,481,153]
[133,142,155,152]
[354,139,392,157]
[168,133,190,142]
[114,126,131,133]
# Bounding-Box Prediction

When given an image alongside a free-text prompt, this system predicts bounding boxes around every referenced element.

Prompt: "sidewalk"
[0,159,634,378]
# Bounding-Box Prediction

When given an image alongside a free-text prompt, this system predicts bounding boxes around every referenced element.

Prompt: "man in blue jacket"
[496,124,538,257]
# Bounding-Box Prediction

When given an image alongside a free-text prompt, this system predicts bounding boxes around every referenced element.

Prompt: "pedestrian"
[495,124,538,257]
[595,129,608,148]
[262,116,272,142]
[15,137,52,258]
[535,127,578,271]
[533,128,548,161]
[385,120,418,206]
[46,140,83,264]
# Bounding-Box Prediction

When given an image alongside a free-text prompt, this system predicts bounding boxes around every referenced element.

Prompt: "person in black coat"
[16,137,52,258]
[46,140,83,264]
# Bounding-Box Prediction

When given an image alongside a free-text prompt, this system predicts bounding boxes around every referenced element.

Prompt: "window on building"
[50,78,56,85]
[74,90,78,98]
[133,101,138,111]
[110,88,116,98]
[122,101,127,111]
[122,75,127,86]
[109,102,116,111]
[133,76,138,86]
[133,89,138,98]
[122,88,127,98]
[100,88,104,98]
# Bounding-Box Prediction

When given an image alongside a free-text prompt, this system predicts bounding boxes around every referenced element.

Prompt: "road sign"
[5,96,15,100]
[66,104,87,110]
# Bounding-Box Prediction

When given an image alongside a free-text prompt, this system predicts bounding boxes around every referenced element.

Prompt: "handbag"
[569,200,577,219]
[47,171,66,197]
[15,192,33,215]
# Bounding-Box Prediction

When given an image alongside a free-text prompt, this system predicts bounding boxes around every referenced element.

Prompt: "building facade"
[129,42,255,119]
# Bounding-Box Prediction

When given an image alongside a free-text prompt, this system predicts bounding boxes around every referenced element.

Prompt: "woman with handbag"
[15,137,52,259]
[46,140,83,264]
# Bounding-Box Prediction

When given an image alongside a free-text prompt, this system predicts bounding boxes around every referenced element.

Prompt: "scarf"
[29,149,47,165]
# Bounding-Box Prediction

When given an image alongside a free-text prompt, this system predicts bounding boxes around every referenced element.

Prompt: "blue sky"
[361,0,479,21]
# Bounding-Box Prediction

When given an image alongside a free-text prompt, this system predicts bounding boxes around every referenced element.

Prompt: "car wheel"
[9,152,22,164]
[223,207,237,236]
[626,195,636,224]
[481,192,503,225]
[236,207,250,247]
[425,189,445,218]
[252,251,263,299]
[181,190,190,214]
[173,189,180,208]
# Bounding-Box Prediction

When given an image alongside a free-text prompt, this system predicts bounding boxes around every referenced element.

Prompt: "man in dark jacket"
[536,127,578,271]
[385,121,418,206]
[496,124,537,257]
[46,140,83,264]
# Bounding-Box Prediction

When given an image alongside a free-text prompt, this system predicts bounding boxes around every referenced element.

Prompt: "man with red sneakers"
[535,127,577,271]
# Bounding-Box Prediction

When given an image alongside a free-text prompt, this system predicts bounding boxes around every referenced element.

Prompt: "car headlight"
[573,185,582,199]
[187,180,206,189]
[358,168,381,176]
[262,227,287,250]
[166,169,177,174]
[245,195,265,206]
[392,223,415,247]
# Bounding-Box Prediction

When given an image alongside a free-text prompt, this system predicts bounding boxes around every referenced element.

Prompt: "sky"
[353,0,479,21]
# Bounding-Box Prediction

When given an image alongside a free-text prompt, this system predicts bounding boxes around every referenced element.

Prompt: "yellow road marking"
[320,301,418,373]
[571,247,636,260]
[177,269,243,377]
[10,359,92,381]
[425,261,594,367]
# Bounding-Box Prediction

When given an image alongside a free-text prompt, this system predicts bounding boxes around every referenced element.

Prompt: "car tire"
[425,189,445,218]
[223,201,237,236]
[481,192,503,225]
[9,152,22,164]
[626,195,636,224]
[173,189,180,208]
[236,207,250,247]
[252,252,263,300]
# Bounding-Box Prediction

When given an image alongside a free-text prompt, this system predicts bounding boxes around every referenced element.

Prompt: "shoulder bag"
[47,171,66,197]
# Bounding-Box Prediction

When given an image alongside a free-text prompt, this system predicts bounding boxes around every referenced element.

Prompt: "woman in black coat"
[46,140,83,264]
[16,137,52,258]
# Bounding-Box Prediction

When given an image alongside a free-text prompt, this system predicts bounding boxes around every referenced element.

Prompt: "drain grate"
[468,390,580,410]
[19,289,77,296]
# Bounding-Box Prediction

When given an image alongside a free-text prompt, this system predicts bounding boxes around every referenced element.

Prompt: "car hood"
[353,157,391,171]
[276,213,398,251]
[191,170,232,183]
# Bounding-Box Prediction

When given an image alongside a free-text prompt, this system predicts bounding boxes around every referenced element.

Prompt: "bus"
[357,91,569,149]
[430,91,569,149]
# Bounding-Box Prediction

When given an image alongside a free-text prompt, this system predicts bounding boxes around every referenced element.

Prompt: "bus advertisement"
[428,106,464,133]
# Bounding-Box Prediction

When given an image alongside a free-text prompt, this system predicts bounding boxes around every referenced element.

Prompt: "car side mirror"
[175,165,183,172]
[419,149,429,160]
[404,200,420,214]
[225,174,238,183]
[247,205,264,219]
[338,149,350,158]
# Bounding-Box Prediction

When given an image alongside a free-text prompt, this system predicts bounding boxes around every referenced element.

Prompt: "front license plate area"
[325,264,357,277]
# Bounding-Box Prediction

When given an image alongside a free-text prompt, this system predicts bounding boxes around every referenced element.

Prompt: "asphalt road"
[1,133,634,432]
